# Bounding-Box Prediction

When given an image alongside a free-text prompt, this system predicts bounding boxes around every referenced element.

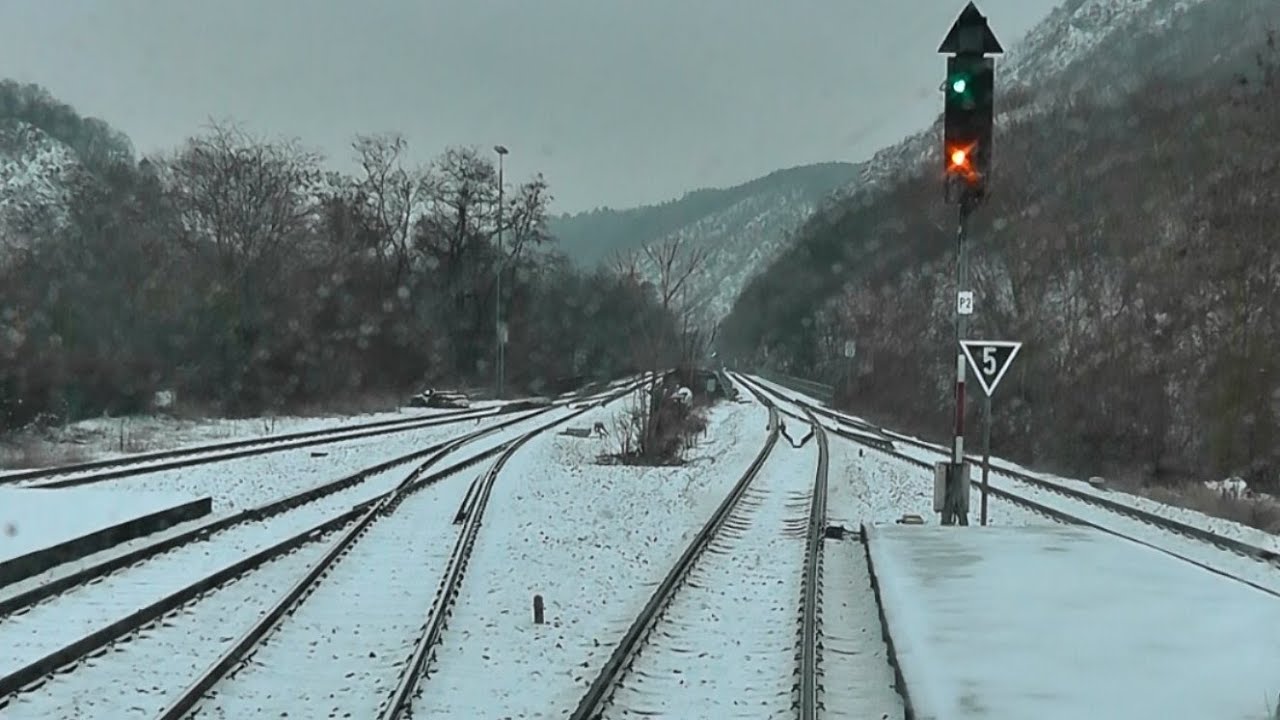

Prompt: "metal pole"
[495,151,505,399]
[944,198,973,526]
[846,353,852,400]
[980,392,992,526]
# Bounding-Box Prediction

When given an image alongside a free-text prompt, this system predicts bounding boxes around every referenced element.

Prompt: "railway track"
[0,397,588,609]
[569,378,837,719]
[2,382,623,489]
[738,372,1280,599]
[379,412,560,719]
[1,406,493,488]
[795,404,828,720]
[151,386,628,720]
[0,384,640,717]
[0,402,570,613]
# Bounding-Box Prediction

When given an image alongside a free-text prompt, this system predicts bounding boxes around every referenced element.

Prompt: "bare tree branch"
[163,120,322,274]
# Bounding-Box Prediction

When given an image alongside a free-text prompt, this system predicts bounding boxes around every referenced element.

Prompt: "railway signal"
[940,2,1001,204]
[936,2,1003,526]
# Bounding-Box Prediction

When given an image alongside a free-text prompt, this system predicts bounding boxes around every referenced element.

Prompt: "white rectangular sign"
[957,291,974,316]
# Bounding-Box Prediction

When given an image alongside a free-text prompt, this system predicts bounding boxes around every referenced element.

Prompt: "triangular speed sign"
[960,340,1022,396]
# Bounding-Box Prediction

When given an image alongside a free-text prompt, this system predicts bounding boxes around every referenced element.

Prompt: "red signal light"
[946,143,979,184]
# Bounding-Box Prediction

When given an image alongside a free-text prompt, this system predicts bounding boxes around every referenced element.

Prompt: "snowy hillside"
[825,0,1280,210]
[567,0,1280,332]
[719,0,1280,501]
[0,119,78,256]
[636,182,830,328]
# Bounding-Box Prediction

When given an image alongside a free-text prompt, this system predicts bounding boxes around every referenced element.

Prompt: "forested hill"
[0,88,687,430]
[549,162,858,269]
[721,0,1280,492]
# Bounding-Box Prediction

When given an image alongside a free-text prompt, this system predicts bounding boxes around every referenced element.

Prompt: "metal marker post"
[493,145,509,399]
[844,339,856,400]
[981,392,992,526]
[945,200,974,526]
[959,339,1022,527]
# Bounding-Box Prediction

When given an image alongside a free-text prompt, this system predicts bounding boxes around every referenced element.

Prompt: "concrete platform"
[0,487,211,587]
[864,523,1280,720]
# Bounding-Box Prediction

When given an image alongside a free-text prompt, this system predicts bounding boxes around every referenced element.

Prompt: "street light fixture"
[494,145,509,399]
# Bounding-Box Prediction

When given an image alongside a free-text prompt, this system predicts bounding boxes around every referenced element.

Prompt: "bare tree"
[610,249,644,286]
[643,236,709,313]
[609,234,711,462]
[502,174,554,267]
[415,146,497,277]
[350,133,425,285]
[163,121,322,275]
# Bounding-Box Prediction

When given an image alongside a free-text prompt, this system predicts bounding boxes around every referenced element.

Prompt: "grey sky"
[0,0,1058,212]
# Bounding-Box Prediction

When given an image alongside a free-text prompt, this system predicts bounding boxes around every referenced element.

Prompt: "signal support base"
[934,460,971,526]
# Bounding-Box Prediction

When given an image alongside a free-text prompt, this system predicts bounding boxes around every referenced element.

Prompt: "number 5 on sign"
[959,340,1022,396]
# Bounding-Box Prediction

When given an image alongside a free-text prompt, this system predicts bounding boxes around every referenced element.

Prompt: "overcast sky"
[0,0,1059,212]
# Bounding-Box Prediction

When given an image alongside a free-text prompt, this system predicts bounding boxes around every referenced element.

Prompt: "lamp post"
[494,144,509,399]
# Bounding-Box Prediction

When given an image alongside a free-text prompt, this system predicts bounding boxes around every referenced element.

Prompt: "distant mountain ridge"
[549,162,859,269]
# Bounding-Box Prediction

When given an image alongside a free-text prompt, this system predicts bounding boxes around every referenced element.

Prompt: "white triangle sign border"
[959,340,1022,397]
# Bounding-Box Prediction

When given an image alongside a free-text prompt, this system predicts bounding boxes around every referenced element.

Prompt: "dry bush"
[0,436,91,470]
[682,405,710,448]
[167,397,227,421]
[1140,484,1280,533]
[606,393,648,459]
[602,388,709,466]
[288,390,405,418]
[116,425,157,454]
[1110,473,1280,533]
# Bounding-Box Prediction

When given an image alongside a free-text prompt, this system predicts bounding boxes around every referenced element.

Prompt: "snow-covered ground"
[188,467,477,719]
[818,433,1049,720]
[3,523,343,719]
[887,431,1280,553]
[0,407,577,696]
[867,523,1280,720]
[0,404,496,473]
[0,486,205,564]
[410,385,1035,718]
[0,408,564,608]
[966,469,1280,597]
[410,395,772,717]
[16,411,523,514]
[815,404,1280,596]
[748,374,1280,555]
[28,370,1261,718]
[0,457,420,683]
[604,420,815,718]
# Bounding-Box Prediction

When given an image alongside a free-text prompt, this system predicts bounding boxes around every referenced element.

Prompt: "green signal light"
[952,78,967,93]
